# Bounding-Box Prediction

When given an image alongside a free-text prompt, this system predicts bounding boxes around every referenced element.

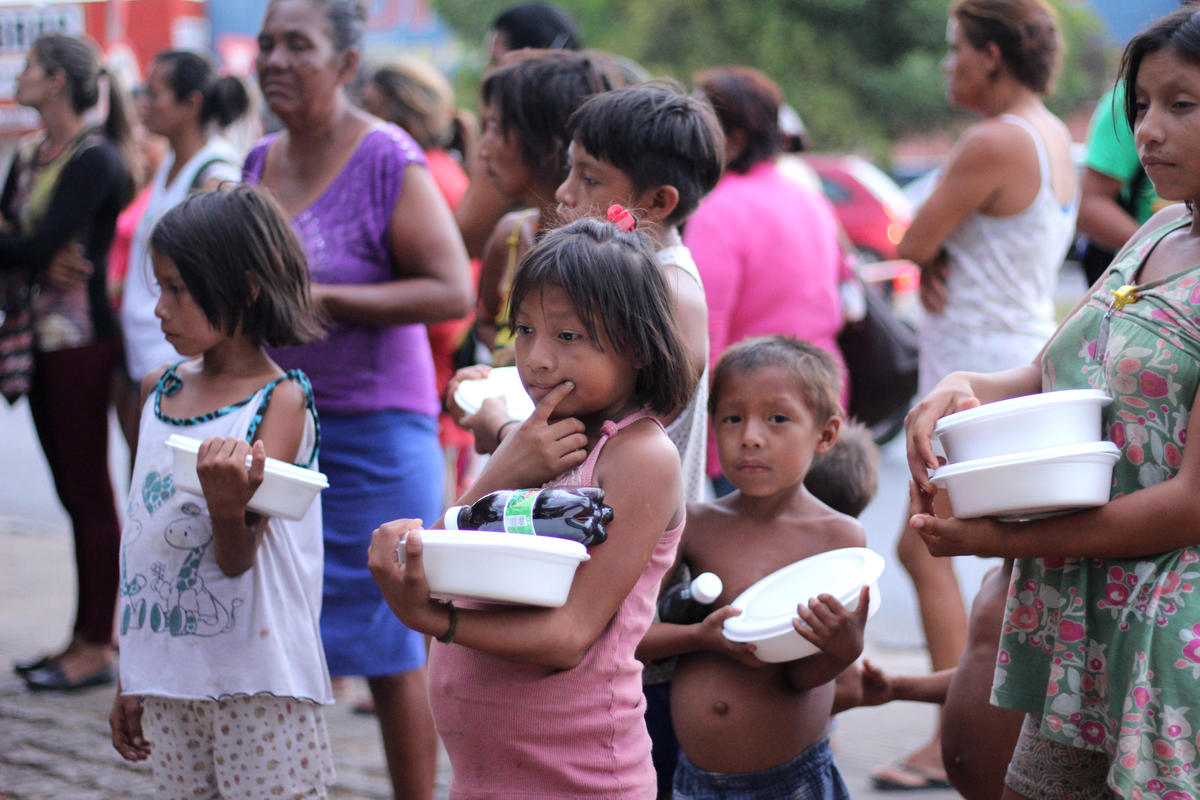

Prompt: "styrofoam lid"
[933,389,1111,438]
[931,440,1120,482]
[165,433,328,489]
[412,529,590,561]
[722,548,884,641]
[452,367,536,419]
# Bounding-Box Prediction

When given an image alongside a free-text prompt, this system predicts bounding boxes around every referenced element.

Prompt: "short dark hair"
[508,218,693,417]
[709,335,843,426]
[1121,7,1200,129]
[804,420,880,518]
[481,49,617,182]
[694,66,782,173]
[490,3,581,51]
[566,81,725,227]
[154,50,250,128]
[149,185,324,348]
[951,0,1062,95]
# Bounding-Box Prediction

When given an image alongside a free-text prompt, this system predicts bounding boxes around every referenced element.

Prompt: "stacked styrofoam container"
[929,389,1120,521]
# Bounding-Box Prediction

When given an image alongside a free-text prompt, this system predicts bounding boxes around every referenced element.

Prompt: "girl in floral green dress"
[903,8,1200,799]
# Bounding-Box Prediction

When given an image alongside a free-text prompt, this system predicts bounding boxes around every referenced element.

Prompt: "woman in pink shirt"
[684,67,845,489]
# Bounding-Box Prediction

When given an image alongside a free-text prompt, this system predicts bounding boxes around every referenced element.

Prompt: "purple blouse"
[244,125,438,417]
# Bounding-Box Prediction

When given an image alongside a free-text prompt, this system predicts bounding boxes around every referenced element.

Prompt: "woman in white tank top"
[875,0,1078,791]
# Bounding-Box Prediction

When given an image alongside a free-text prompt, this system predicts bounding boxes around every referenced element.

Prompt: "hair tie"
[607,204,637,232]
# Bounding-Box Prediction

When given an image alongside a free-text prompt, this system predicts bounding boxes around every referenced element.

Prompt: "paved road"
[0,396,967,798]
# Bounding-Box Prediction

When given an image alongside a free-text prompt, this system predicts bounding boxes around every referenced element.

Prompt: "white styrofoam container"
[933,389,1111,464]
[930,441,1120,520]
[401,529,590,607]
[452,366,535,420]
[722,548,884,663]
[166,434,328,522]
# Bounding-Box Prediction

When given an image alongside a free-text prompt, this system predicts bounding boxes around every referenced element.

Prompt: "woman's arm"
[0,145,124,272]
[904,364,1043,487]
[313,164,471,327]
[913,382,1200,561]
[896,122,1016,268]
[198,378,308,577]
[369,420,683,670]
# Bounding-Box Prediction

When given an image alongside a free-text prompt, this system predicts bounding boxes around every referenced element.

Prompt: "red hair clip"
[607,204,637,232]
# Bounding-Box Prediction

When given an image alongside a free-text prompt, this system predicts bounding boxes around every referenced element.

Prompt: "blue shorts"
[673,739,850,800]
[318,410,444,677]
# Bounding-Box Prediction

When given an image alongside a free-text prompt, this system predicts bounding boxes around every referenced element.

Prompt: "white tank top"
[658,244,709,505]
[918,113,1079,395]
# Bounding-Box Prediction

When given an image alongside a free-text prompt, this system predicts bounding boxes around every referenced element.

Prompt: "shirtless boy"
[648,335,869,798]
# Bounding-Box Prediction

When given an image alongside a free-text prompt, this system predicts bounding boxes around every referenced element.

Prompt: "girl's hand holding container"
[368,520,454,640]
[195,437,267,522]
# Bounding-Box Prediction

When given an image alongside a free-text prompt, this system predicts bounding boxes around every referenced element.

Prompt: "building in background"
[0,0,457,137]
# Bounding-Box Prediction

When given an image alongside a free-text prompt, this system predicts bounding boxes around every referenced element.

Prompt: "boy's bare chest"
[687,528,832,606]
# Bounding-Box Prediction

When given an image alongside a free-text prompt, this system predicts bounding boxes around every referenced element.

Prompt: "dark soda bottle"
[657,572,723,624]
[444,487,613,546]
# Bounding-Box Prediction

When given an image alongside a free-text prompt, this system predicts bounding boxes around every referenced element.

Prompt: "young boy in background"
[642,335,869,799]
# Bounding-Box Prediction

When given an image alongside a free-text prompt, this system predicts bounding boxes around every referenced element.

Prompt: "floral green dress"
[993,215,1200,798]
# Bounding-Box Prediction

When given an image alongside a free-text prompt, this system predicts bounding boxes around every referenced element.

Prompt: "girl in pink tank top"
[369,219,696,798]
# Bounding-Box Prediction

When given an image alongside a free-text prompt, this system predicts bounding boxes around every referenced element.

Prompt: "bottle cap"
[690,572,723,604]
[443,505,466,530]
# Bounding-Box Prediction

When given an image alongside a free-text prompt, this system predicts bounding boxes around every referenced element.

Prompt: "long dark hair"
[150,186,324,348]
[153,50,251,129]
[1120,7,1200,129]
[508,218,693,417]
[481,49,617,185]
[694,67,780,174]
[32,34,134,198]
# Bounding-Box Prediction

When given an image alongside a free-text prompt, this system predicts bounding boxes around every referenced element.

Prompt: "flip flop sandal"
[870,761,953,792]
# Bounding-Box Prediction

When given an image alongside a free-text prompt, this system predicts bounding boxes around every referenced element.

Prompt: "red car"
[801,153,913,264]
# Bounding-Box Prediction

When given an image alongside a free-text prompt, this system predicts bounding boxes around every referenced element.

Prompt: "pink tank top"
[428,411,683,799]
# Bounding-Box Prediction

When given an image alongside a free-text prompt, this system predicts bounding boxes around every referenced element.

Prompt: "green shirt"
[1084,85,1161,225]
[994,217,1200,796]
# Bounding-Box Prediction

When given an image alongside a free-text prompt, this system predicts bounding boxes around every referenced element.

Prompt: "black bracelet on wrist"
[436,602,458,645]
[496,419,520,442]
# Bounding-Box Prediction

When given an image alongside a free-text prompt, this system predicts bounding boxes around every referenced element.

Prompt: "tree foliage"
[433,0,1116,159]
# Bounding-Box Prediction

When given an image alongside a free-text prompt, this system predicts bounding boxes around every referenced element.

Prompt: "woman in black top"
[2,33,132,691]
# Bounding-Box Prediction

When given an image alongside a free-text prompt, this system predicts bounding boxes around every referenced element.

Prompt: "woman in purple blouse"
[246,1,471,797]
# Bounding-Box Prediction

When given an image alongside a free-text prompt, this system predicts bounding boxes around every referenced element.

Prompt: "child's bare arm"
[637,608,761,667]
[369,417,682,669]
[449,382,589,506]
[199,378,308,576]
[834,658,954,713]
[784,585,871,692]
[109,687,150,761]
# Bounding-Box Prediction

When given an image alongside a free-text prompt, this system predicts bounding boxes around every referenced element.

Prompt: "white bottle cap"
[443,506,466,530]
[690,572,723,604]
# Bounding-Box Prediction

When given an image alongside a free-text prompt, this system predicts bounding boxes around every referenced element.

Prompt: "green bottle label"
[502,489,540,535]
